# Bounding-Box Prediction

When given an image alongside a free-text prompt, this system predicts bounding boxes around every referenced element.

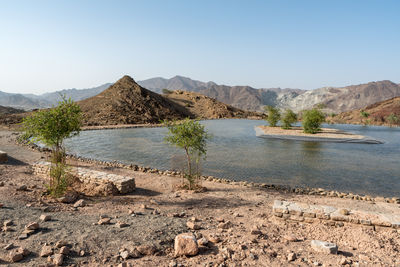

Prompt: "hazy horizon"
[1,0,399,94]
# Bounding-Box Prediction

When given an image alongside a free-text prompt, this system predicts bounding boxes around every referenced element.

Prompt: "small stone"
[79,250,86,256]
[311,240,338,254]
[287,252,296,261]
[4,243,14,250]
[248,252,257,260]
[284,234,298,242]
[4,220,13,226]
[40,245,53,257]
[120,250,130,260]
[250,228,262,235]
[73,199,87,208]
[218,221,233,229]
[197,237,209,246]
[136,244,157,255]
[51,253,64,266]
[40,214,52,222]
[60,246,70,255]
[0,181,4,186]
[340,257,351,265]
[209,235,221,243]
[55,240,69,248]
[129,248,142,258]
[25,221,40,230]
[9,250,24,262]
[57,191,78,203]
[174,232,199,257]
[17,247,30,256]
[169,260,178,267]
[116,221,129,228]
[18,233,29,240]
[187,221,201,230]
[216,217,225,222]
[118,263,128,267]
[0,203,3,208]
[339,209,350,216]
[98,217,111,225]
[16,185,28,191]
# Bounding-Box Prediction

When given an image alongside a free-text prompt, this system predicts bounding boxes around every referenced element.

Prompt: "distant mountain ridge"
[1,76,400,114]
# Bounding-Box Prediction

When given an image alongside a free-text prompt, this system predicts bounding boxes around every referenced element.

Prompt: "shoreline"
[14,129,399,202]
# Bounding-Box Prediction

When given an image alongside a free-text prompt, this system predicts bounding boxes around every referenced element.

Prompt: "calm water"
[65,119,400,197]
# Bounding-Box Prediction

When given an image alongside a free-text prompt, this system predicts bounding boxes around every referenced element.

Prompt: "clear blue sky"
[1,0,399,94]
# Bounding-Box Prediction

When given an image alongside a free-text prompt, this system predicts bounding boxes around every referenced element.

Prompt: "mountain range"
[1,76,400,114]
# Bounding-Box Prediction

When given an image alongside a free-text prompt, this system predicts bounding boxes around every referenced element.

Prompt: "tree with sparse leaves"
[265,106,280,127]
[164,118,211,189]
[22,97,82,197]
[281,109,297,129]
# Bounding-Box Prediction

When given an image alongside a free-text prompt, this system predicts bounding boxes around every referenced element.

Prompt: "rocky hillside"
[78,76,191,126]
[327,97,400,126]
[0,105,24,115]
[163,90,260,119]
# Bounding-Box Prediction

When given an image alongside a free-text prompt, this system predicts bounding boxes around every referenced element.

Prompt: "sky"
[0,0,399,94]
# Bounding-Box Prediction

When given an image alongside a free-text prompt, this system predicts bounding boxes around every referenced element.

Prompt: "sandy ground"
[1,130,400,266]
[257,126,365,139]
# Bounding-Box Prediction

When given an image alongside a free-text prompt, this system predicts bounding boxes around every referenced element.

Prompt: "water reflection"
[65,119,400,197]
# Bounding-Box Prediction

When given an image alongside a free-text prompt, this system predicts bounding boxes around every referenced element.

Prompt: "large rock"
[311,240,338,254]
[0,151,7,163]
[174,233,199,257]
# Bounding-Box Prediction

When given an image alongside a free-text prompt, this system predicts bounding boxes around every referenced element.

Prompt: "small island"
[255,126,384,144]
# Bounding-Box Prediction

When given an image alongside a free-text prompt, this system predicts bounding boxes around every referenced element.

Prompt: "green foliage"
[281,109,297,129]
[315,103,327,109]
[360,110,370,118]
[22,97,82,197]
[386,113,399,126]
[302,108,325,134]
[330,113,336,117]
[264,106,281,127]
[164,118,211,189]
[162,88,173,94]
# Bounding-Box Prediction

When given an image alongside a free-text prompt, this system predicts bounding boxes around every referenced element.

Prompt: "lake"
[65,119,400,197]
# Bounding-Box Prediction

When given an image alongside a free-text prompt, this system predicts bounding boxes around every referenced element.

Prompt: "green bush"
[386,113,399,126]
[162,88,173,94]
[302,108,325,134]
[281,109,297,129]
[164,118,211,190]
[264,106,280,127]
[22,97,82,197]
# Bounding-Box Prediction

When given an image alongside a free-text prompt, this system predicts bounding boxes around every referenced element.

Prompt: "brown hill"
[163,90,261,119]
[327,97,400,126]
[0,105,24,115]
[78,76,191,126]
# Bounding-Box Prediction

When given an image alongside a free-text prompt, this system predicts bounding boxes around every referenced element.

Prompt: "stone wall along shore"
[32,161,135,194]
[273,200,400,229]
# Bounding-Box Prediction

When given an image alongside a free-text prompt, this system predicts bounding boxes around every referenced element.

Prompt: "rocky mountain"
[163,90,260,119]
[1,76,399,114]
[327,96,400,126]
[78,76,191,126]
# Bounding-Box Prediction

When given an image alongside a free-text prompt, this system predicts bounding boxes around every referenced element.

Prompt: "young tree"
[360,110,370,125]
[281,109,297,129]
[302,108,325,134]
[22,97,82,196]
[264,106,280,127]
[386,113,399,126]
[164,118,211,189]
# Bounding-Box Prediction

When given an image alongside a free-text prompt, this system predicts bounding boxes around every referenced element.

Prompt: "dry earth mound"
[78,75,191,126]
[163,90,261,119]
[327,97,400,126]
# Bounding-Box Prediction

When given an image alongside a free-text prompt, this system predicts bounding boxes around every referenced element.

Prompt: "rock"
[209,235,221,243]
[98,217,111,225]
[136,244,157,255]
[118,263,128,267]
[60,246,70,255]
[250,228,262,235]
[3,220,13,226]
[16,185,28,191]
[197,237,209,246]
[174,232,199,257]
[73,199,87,208]
[340,257,351,265]
[284,234,298,242]
[18,233,29,240]
[17,247,30,257]
[187,221,201,230]
[25,222,40,230]
[311,240,338,254]
[116,221,129,228]
[2,225,13,232]
[287,252,296,261]
[0,181,4,186]
[40,214,52,222]
[129,248,142,258]
[0,203,3,208]
[216,217,225,222]
[9,250,24,262]
[218,221,233,229]
[339,209,350,216]
[79,250,86,256]
[4,243,14,250]
[57,191,78,203]
[51,253,64,266]
[120,250,130,260]
[55,240,69,248]
[40,245,53,257]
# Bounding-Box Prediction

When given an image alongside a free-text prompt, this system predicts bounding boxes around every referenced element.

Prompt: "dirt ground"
[1,130,400,266]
